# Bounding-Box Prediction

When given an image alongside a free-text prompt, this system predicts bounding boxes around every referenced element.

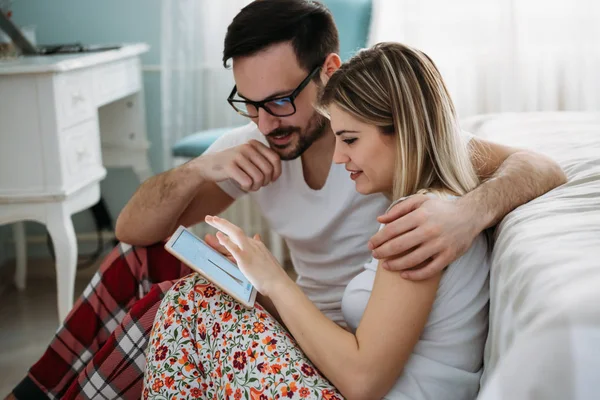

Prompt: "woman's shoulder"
[439,232,490,295]
[382,192,489,279]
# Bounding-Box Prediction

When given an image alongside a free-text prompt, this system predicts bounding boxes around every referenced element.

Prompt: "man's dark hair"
[223,0,339,73]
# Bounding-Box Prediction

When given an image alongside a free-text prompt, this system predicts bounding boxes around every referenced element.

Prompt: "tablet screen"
[170,229,254,303]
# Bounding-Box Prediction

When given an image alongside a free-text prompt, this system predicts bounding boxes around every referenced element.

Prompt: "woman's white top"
[342,197,490,400]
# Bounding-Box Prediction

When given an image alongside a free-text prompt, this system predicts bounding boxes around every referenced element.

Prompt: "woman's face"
[329,104,396,197]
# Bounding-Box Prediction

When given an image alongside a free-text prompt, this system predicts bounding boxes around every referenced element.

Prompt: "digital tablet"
[165,225,257,308]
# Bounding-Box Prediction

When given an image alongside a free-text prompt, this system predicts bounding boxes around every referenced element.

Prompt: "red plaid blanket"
[12,242,192,400]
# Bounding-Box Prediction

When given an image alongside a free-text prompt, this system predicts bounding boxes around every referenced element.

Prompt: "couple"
[9,0,565,399]
[143,41,491,399]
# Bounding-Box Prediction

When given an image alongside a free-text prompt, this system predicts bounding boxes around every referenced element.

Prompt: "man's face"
[232,42,328,160]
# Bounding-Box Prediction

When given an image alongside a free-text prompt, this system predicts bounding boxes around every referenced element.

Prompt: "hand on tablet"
[205,215,290,296]
[203,233,237,265]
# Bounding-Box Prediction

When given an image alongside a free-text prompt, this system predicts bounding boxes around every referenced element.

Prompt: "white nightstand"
[0,43,152,321]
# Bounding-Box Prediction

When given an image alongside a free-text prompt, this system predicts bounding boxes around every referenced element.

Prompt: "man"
[8,1,566,399]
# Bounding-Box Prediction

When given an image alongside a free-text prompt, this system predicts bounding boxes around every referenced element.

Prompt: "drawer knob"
[72,92,86,105]
[76,147,89,161]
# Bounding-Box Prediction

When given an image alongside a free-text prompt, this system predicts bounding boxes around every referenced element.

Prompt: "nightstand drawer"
[55,71,95,130]
[61,119,104,186]
[94,58,141,106]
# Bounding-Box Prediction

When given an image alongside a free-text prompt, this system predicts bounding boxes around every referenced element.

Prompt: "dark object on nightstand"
[0,9,121,55]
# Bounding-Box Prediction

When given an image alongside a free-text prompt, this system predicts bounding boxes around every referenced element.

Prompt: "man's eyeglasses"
[227,65,321,118]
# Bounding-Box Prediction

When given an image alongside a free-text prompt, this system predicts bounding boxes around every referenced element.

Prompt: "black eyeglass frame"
[227,65,322,118]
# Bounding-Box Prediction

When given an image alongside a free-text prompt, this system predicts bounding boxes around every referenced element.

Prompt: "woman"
[143,42,490,400]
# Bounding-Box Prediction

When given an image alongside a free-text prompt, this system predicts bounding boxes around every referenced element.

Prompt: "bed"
[461,112,600,400]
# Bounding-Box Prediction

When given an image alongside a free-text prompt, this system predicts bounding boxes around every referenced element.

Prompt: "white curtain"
[368,0,600,118]
[161,0,251,170]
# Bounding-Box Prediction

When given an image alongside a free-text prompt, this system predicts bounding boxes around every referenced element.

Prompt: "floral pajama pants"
[143,273,344,400]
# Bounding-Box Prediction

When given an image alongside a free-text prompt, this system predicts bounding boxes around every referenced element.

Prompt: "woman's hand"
[203,232,237,265]
[205,215,291,296]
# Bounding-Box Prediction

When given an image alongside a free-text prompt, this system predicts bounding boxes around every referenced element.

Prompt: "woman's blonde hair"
[319,42,479,200]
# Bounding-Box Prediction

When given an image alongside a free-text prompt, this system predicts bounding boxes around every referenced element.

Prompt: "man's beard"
[265,112,328,161]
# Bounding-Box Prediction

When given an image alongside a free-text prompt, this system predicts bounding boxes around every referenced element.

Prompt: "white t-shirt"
[204,123,390,325]
[342,198,490,400]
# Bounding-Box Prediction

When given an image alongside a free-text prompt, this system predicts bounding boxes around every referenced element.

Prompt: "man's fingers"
[250,140,282,182]
[245,145,274,185]
[369,212,421,251]
[397,254,449,281]
[382,241,440,271]
[227,165,253,192]
[377,194,428,224]
[372,225,435,259]
[235,157,264,191]
[250,153,274,186]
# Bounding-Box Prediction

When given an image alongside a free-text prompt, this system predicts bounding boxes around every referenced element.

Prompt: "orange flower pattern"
[143,273,343,399]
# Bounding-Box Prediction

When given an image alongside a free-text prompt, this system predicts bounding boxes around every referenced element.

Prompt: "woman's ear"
[320,53,342,85]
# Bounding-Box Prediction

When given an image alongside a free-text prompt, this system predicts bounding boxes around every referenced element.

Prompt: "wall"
[0,0,163,261]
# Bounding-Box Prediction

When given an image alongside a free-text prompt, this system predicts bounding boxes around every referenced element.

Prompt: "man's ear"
[320,53,342,85]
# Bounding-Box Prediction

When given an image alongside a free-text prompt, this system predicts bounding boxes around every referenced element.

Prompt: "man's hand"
[368,194,480,280]
[196,140,282,192]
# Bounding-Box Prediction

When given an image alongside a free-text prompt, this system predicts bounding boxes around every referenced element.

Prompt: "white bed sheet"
[462,112,600,400]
